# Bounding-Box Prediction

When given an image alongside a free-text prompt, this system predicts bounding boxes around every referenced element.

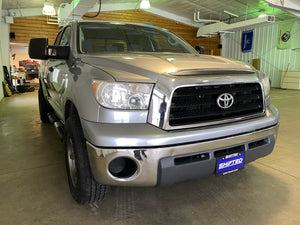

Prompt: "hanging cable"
[83,0,101,18]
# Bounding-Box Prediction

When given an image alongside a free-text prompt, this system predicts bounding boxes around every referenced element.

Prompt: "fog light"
[108,157,137,178]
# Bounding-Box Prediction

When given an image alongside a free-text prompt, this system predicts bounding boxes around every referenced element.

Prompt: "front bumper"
[85,105,279,187]
[87,125,278,186]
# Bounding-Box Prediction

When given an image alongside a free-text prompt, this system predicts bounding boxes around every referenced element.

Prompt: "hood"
[80,52,255,82]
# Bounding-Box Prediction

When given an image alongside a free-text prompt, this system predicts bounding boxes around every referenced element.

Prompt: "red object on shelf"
[19,60,39,67]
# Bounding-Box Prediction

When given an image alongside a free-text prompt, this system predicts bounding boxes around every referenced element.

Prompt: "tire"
[38,87,51,123]
[64,112,110,204]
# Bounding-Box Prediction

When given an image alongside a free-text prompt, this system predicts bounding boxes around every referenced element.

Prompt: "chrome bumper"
[86,124,279,187]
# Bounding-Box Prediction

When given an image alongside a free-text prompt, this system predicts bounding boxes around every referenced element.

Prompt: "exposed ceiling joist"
[197,15,276,37]
[144,7,200,27]
[58,0,97,26]
[3,1,201,27]
[193,11,220,23]
[2,0,298,28]
[6,8,43,17]
[58,1,204,27]
[263,0,300,17]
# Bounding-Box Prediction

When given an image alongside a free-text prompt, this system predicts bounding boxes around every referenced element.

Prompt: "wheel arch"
[65,100,78,121]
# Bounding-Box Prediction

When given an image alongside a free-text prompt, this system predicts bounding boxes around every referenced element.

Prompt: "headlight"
[92,81,154,110]
[259,72,270,97]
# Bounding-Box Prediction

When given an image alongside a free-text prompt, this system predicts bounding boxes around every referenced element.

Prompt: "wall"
[83,10,221,55]
[10,16,60,45]
[0,15,57,101]
[8,11,221,55]
[222,19,300,87]
[1,10,222,101]
[8,10,221,55]
[0,17,10,101]
[0,3,3,101]
[1,22,10,72]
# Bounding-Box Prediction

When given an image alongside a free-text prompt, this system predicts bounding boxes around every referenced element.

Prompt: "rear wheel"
[64,111,110,204]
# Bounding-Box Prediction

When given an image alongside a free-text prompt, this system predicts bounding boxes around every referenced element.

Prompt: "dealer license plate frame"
[216,152,245,175]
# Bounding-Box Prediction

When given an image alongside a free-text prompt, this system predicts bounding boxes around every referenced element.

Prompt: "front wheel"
[64,113,110,204]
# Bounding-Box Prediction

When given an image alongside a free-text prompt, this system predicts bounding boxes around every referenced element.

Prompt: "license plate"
[216,152,244,175]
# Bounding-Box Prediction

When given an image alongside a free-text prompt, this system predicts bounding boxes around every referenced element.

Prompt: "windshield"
[78,22,196,54]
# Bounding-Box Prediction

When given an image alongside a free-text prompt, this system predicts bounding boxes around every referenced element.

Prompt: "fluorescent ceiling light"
[140,0,151,9]
[42,2,56,16]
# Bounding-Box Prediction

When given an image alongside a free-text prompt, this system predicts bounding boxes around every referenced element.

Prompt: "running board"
[47,112,64,141]
[47,112,57,124]
[54,121,64,140]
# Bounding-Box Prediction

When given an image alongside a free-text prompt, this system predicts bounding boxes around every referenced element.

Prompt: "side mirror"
[195,45,206,54]
[29,38,48,60]
[29,38,70,60]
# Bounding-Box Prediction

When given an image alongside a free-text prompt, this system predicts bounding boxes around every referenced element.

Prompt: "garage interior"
[0,0,300,224]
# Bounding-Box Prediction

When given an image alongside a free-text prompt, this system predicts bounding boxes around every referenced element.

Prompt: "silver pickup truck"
[29,20,279,204]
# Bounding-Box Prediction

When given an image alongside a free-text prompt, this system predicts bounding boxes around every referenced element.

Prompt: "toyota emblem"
[217,93,234,109]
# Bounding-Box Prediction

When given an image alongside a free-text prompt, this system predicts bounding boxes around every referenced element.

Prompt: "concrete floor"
[0,88,299,225]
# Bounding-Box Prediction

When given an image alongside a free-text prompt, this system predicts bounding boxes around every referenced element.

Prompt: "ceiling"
[2,0,72,9]
[1,0,298,26]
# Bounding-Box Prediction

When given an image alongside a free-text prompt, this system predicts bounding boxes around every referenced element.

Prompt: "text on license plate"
[216,152,245,175]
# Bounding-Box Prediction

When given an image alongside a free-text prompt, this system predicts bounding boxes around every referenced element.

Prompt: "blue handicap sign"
[241,30,253,52]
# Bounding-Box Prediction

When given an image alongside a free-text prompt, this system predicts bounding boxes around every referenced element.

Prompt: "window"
[78,22,195,54]
[59,26,71,46]
[53,30,63,46]
[50,26,71,57]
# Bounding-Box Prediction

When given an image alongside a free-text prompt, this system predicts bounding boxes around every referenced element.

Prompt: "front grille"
[169,83,264,126]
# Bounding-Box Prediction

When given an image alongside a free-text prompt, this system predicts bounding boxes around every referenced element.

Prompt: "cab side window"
[50,27,71,56]
[59,26,71,46]
[53,30,63,46]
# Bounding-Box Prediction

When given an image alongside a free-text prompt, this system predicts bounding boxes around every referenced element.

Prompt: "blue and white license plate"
[216,152,245,175]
